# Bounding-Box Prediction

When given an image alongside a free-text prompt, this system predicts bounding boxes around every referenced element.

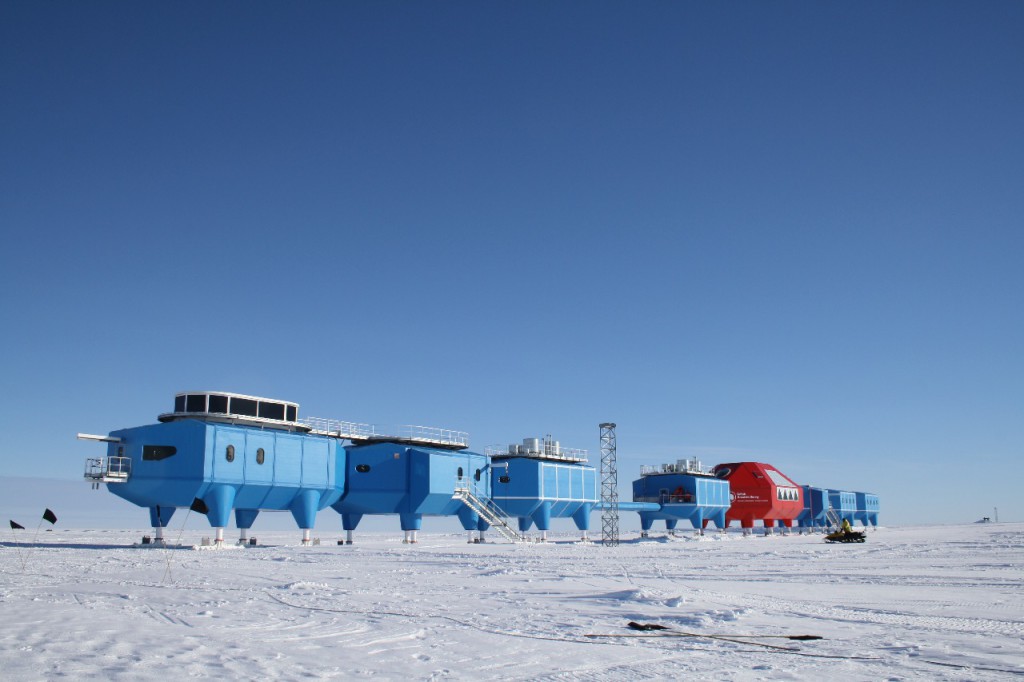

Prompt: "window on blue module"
[208,394,228,413]
[142,445,176,461]
[185,394,207,413]
[231,398,258,417]
[164,392,301,431]
[258,401,285,421]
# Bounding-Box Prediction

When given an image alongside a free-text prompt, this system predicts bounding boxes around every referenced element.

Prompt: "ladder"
[452,485,526,543]
[825,505,843,529]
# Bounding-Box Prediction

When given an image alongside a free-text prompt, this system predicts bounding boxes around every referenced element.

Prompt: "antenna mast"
[599,423,620,546]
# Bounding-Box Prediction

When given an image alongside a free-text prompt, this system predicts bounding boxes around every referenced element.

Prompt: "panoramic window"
[185,394,207,413]
[230,398,258,417]
[258,401,285,421]
[256,448,265,465]
[208,394,228,414]
[143,445,177,461]
[286,405,297,421]
[174,395,186,412]
[226,444,235,462]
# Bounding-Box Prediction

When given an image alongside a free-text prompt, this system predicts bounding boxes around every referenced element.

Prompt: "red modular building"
[712,462,803,532]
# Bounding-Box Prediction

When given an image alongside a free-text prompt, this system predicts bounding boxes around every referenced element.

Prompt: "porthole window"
[256,448,265,465]
[226,444,235,462]
[356,464,371,473]
[457,467,464,480]
[498,475,510,484]
[474,469,481,482]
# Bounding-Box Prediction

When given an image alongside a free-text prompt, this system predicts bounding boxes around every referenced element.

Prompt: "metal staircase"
[825,505,843,529]
[452,484,525,543]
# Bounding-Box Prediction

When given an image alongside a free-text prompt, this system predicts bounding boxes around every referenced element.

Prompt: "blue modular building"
[84,392,879,547]
[82,391,344,545]
[631,460,730,535]
[331,441,489,543]
[488,437,599,541]
[828,490,858,525]
[854,492,880,527]
[797,486,829,531]
[83,391,485,545]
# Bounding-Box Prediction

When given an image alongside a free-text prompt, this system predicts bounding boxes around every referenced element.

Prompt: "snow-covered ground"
[1,523,1021,681]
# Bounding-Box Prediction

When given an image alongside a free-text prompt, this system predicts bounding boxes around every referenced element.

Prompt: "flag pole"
[24,509,58,572]
[8,521,27,572]
[30,518,45,547]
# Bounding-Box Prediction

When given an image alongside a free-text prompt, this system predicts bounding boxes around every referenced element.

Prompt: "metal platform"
[83,456,131,488]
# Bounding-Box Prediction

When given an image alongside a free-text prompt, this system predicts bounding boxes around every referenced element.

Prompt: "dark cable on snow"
[264,594,1024,674]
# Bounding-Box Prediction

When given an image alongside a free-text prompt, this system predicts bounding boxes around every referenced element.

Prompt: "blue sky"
[1,2,1021,527]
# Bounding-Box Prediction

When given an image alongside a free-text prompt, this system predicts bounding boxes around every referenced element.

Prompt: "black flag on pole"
[190,498,209,515]
[10,520,25,530]
[42,509,57,525]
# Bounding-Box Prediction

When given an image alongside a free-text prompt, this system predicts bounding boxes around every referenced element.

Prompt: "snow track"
[1,523,1021,680]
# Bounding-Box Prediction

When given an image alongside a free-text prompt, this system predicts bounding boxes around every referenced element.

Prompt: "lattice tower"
[599,423,620,546]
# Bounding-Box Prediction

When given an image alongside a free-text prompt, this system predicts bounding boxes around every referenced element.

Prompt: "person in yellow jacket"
[841,518,852,533]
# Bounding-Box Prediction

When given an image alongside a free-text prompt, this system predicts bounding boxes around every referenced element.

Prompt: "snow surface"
[1,523,1021,681]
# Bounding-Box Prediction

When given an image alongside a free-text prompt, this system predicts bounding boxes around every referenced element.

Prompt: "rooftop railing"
[300,417,469,449]
[485,444,589,462]
[640,460,714,476]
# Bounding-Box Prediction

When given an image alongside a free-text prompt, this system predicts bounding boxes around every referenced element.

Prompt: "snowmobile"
[823,509,867,543]
[824,528,866,543]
